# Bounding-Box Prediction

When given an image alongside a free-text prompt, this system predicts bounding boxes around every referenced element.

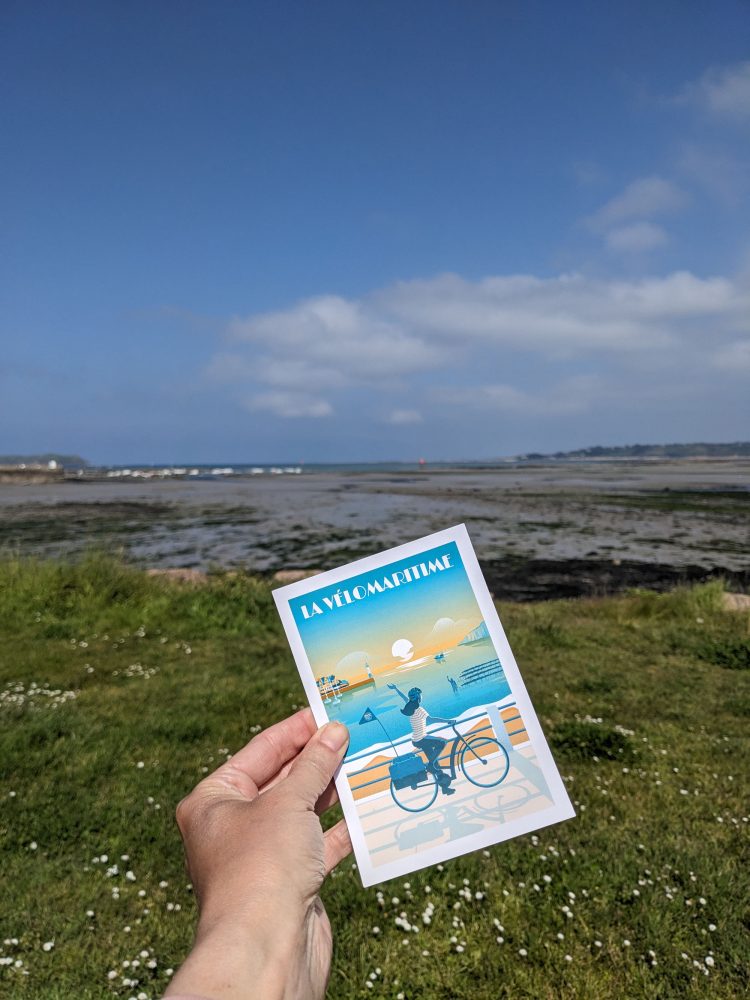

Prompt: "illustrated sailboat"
[321,673,342,705]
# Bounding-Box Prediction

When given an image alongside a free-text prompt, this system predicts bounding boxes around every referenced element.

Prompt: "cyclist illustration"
[387,683,457,795]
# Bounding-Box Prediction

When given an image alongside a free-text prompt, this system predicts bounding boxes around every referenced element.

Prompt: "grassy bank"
[0,556,748,999]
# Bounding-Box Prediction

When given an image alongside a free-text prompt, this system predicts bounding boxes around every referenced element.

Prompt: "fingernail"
[320,721,349,751]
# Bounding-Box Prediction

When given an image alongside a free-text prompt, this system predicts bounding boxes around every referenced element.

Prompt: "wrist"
[166,911,303,1000]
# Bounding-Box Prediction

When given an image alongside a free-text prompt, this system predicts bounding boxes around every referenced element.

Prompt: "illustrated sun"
[391,638,414,662]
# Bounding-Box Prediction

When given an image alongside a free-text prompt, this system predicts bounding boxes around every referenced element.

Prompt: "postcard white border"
[273,524,575,887]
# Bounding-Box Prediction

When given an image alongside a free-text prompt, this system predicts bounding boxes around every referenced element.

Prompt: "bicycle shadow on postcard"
[359,743,554,867]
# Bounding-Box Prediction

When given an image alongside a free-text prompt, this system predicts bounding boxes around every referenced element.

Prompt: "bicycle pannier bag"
[389,752,426,789]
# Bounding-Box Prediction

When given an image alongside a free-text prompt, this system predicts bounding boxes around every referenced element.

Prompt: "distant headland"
[0,453,88,468]
[0,454,87,484]
[516,442,750,461]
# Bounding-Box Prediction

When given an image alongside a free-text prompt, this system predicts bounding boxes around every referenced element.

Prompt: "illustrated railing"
[459,658,504,686]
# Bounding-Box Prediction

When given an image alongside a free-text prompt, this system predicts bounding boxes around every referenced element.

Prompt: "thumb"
[284,721,349,808]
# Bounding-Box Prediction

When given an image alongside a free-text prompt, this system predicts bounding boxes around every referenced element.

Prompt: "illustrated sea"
[321,635,510,758]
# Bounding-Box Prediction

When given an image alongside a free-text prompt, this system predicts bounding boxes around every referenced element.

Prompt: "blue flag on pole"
[357,706,399,756]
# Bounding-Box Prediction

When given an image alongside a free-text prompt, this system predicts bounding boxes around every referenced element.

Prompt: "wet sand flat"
[1,460,748,600]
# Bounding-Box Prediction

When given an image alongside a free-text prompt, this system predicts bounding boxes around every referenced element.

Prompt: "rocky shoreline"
[479,555,750,602]
[146,558,750,604]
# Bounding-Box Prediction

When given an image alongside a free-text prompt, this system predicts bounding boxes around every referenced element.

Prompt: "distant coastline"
[517,441,750,461]
[1,441,749,484]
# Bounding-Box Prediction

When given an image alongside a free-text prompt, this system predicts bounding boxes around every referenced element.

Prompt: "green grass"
[1,556,748,999]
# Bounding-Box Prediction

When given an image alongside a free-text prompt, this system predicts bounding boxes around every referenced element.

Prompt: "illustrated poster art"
[273,524,575,886]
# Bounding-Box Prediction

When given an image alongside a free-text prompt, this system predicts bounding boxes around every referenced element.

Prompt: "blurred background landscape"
[2,447,748,602]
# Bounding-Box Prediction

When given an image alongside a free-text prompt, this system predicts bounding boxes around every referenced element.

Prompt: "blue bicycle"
[389,724,510,813]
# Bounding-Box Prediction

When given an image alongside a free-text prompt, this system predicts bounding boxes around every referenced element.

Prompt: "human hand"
[387,683,396,690]
[164,709,351,1000]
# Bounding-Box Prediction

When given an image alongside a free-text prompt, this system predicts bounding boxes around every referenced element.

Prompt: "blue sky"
[2,1,749,463]
[291,542,477,675]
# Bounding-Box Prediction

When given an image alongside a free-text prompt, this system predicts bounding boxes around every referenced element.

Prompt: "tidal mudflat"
[1,460,748,600]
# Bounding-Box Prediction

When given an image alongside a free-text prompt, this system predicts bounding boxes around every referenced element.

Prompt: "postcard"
[273,524,575,887]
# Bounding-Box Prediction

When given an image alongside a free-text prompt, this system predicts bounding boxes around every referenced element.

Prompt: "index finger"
[215,708,317,790]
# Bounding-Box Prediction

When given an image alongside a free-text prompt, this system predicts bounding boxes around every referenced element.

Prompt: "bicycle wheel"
[459,736,510,788]
[390,771,439,813]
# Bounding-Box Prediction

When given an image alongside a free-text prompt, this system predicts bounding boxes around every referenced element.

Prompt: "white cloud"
[378,270,743,349]
[253,357,349,391]
[386,408,423,425]
[587,176,687,232]
[712,340,750,372]
[336,650,371,674]
[245,391,333,418]
[208,353,349,392]
[678,144,748,206]
[439,375,603,417]
[429,616,457,636]
[207,270,750,423]
[228,295,445,380]
[427,616,473,644]
[605,222,668,253]
[681,61,750,121]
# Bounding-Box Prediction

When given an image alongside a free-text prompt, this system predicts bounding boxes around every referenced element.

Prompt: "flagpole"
[376,717,399,757]
[360,707,400,758]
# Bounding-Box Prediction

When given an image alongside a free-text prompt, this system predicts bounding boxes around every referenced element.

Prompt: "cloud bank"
[679,60,750,121]
[584,176,687,256]
[206,269,750,428]
[202,58,750,446]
